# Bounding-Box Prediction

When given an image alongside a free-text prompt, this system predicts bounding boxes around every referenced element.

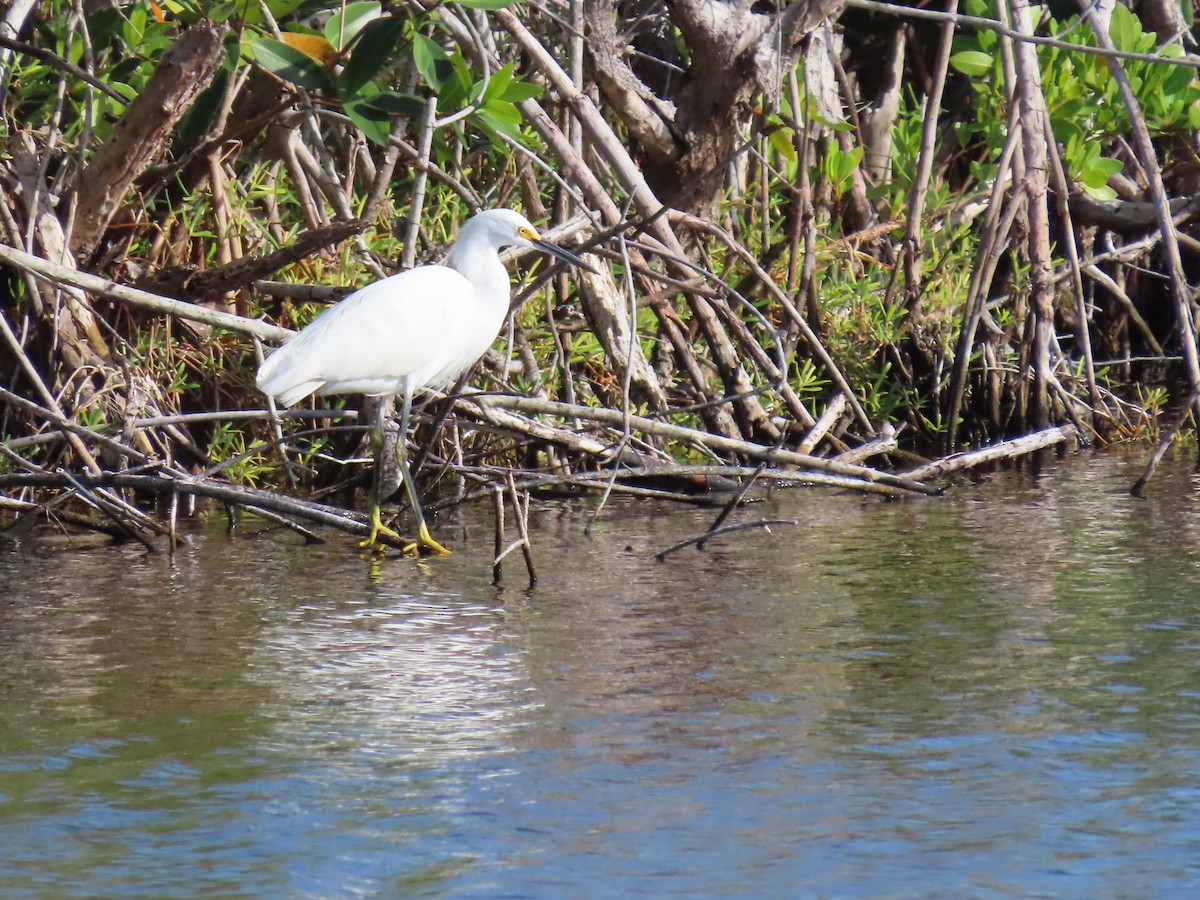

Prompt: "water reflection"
[2,452,1200,894]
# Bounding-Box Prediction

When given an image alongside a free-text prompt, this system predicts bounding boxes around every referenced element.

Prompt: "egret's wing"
[256,266,475,404]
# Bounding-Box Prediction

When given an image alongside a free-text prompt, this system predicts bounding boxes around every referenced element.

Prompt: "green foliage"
[207,423,272,485]
[824,143,863,199]
[7,0,1180,493]
[325,1,383,51]
[953,0,1200,201]
[243,3,542,147]
[250,38,334,91]
[949,50,992,78]
[338,16,406,95]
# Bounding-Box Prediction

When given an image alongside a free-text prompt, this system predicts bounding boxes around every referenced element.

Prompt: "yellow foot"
[402,522,450,557]
[358,517,405,553]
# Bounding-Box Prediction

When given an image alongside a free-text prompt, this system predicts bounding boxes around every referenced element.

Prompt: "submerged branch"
[903,426,1080,480]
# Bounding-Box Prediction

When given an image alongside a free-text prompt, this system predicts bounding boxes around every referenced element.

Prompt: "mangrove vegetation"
[1,0,1197,553]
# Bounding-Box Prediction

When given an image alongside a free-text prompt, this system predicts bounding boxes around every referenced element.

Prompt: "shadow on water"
[3,450,1200,895]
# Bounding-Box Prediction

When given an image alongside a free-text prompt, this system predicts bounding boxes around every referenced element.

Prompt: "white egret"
[256,208,591,554]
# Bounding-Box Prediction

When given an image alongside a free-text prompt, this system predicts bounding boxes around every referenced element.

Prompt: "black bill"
[533,238,598,274]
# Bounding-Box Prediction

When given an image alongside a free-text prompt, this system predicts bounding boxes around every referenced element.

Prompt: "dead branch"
[903,425,1079,480]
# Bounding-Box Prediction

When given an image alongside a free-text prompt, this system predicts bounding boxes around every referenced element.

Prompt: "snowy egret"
[256,208,591,554]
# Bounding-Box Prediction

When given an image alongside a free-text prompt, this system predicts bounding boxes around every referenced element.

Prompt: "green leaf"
[412,33,451,90]
[836,145,864,184]
[449,49,473,90]
[1082,182,1118,202]
[1109,3,1138,52]
[344,94,393,146]
[474,100,523,140]
[326,1,382,53]
[339,16,406,96]
[949,50,993,77]
[481,62,515,104]
[1162,59,1196,97]
[767,127,796,162]
[344,84,428,145]
[1050,116,1083,145]
[1189,101,1200,130]
[250,37,334,91]
[359,90,427,117]
[434,49,473,110]
[110,80,139,102]
[266,0,306,16]
[767,127,797,179]
[499,80,543,103]
[1081,157,1121,192]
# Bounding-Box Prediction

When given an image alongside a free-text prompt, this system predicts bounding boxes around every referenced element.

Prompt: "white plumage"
[255,208,590,555]
[256,265,498,406]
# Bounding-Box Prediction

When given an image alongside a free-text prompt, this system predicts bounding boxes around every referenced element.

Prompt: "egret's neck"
[443,237,511,311]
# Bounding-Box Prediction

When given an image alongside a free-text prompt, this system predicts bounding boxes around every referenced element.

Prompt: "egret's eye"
[518,226,537,240]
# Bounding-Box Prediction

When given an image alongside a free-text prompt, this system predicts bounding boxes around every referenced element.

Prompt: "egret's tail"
[256,348,320,407]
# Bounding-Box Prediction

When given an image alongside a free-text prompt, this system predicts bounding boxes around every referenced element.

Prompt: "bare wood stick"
[1,494,149,541]
[835,424,899,465]
[0,241,292,341]
[455,393,651,466]
[238,503,325,543]
[0,384,149,464]
[658,215,868,433]
[845,0,1200,67]
[798,393,849,455]
[0,327,106,477]
[1082,265,1162,354]
[654,519,799,562]
[1009,0,1057,429]
[1043,112,1098,410]
[139,220,365,300]
[401,96,438,270]
[900,0,958,323]
[492,486,505,585]
[58,469,157,552]
[1130,390,1199,497]
[0,471,370,535]
[0,32,126,102]
[472,393,938,495]
[497,464,923,498]
[945,113,1025,450]
[130,408,362,428]
[506,470,537,588]
[495,8,768,440]
[92,485,173,536]
[903,425,1078,480]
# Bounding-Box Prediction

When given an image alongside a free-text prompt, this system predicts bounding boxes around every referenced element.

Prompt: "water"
[3,451,1200,896]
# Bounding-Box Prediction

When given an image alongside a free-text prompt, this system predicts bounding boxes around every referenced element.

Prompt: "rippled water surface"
[3,452,1200,896]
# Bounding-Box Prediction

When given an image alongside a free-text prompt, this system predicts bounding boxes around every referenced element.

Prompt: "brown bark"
[70,23,228,259]
[136,221,367,302]
[1009,0,1055,429]
[584,0,844,218]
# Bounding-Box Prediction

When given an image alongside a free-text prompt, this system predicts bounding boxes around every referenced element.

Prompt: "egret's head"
[464,208,594,271]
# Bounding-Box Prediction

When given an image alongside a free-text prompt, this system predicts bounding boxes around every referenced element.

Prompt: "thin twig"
[654,519,799,561]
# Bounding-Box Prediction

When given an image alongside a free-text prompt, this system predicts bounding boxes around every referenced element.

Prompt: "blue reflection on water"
[3,453,1200,897]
